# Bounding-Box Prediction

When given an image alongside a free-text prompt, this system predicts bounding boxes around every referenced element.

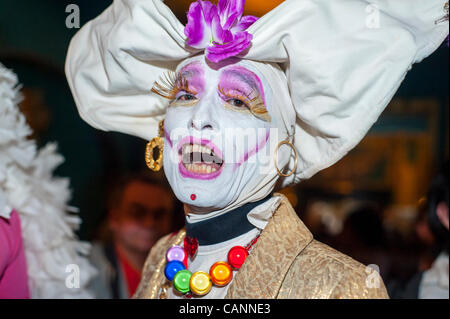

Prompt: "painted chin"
[177,136,225,180]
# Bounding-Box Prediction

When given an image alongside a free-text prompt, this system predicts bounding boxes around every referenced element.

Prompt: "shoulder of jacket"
[301,239,368,271]
[290,240,389,298]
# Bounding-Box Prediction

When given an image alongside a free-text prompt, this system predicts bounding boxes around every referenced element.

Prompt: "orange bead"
[209,261,233,286]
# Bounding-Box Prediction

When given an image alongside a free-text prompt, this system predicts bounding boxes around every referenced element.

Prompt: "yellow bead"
[189,271,212,296]
[209,261,233,286]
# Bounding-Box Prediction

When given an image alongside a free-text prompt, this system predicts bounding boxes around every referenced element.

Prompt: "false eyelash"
[151,71,195,100]
[218,86,272,122]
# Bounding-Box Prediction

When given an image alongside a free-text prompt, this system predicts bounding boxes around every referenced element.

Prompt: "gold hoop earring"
[145,120,164,172]
[273,140,298,177]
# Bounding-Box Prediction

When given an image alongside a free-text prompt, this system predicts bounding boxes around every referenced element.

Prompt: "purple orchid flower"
[185,0,258,63]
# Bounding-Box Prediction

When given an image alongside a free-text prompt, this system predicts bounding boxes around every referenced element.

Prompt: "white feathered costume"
[0,63,96,298]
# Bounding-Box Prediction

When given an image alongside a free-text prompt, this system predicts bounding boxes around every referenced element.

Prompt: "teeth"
[182,144,191,155]
[181,143,222,172]
[183,144,213,155]
[185,163,218,174]
[182,144,215,160]
[200,145,212,154]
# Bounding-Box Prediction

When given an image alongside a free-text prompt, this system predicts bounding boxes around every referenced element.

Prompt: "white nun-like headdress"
[66,0,449,186]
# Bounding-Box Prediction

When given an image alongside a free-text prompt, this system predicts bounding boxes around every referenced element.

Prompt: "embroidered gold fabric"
[134,193,389,299]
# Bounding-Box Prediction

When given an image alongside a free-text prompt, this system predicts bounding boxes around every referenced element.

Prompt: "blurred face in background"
[109,181,174,254]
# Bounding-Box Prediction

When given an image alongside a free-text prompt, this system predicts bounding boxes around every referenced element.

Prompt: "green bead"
[173,270,192,294]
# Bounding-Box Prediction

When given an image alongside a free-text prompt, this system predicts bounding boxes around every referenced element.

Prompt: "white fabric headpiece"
[66,0,448,187]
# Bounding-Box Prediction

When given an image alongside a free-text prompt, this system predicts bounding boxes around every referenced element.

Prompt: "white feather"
[0,63,97,298]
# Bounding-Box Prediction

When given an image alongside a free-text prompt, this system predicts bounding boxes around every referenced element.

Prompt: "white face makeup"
[160,56,277,213]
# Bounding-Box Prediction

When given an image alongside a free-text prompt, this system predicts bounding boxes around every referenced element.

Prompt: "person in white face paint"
[65,0,449,299]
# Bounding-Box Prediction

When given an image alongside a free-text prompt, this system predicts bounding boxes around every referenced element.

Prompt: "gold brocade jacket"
[134,194,389,299]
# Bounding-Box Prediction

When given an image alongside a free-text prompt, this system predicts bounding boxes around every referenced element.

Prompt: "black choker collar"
[185,195,272,246]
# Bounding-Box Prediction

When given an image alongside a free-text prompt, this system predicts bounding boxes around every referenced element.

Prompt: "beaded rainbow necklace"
[164,234,260,297]
[164,196,271,297]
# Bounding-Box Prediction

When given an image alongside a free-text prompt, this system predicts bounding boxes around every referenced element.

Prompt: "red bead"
[227,246,248,269]
[190,194,196,200]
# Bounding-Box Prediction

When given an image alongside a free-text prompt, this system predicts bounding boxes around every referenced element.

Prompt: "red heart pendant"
[184,236,199,259]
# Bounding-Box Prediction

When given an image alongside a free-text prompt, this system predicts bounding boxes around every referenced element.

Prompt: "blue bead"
[164,260,186,281]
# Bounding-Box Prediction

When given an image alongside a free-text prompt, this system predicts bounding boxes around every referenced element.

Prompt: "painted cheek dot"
[190,194,196,201]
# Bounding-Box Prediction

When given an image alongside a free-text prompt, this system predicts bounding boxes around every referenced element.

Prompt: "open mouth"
[177,138,224,179]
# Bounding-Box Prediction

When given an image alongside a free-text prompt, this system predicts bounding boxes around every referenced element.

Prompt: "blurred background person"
[1,63,95,299]
[88,172,182,298]
[392,161,448,299]
[417,161,448,298]
[0,210,29,299]
[413,196,441,273]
